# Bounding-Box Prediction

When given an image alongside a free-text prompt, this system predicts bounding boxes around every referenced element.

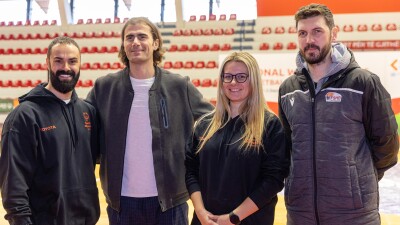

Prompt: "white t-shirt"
[121,76,158,197]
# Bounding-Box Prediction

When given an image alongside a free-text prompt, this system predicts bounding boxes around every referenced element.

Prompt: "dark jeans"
[107,196,188,225]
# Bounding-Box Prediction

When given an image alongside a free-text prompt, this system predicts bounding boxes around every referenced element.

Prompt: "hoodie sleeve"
[249,114,290,208]
[362,73,399,180]
[0,110,37,225]
[185,76,214,121]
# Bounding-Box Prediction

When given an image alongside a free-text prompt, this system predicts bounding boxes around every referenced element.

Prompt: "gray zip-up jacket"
[86,66,213,212]
[278,44,399,225]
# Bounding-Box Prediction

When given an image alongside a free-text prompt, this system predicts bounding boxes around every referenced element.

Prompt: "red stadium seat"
[184,61,194,69]
[168,44,178,52]
[94,31,105,38]
[114,17,120,23]
[33,20,40,26]
[178,44,189,52]
[214,28,224,35]
[206,61,217,68]
[189,44,199,51]
[7,21,14,26]
[77,19,84,24]
[259,43,270,50]
[189,15,196,22]
[209,14,216,21]
[104,18,111,23]
[95,18,102,24]
[173,61,183,69]
[287,42,297,50]
[22,63,33,70]
[288,26,297,34]
[193,29,203,36]
[371,24,382,31]
[357,24,368,32]
[91,62,101,70]
[32,63,42,70]
[111,62,122,69]
[81,62,91,70]
[51,20,57,25]
[0,48,4,54]
[23,79,33,87]
[16,21,23,26]
[88,46,98,53]
[109,46,119,53]
[0,21,5,26]
[224,28,234,35]
[219,14,226,21]
[192,78,201,87]
[101,62,111,69]
[15,48,23,54]
[221,43,231,51]
[273,42,283,50]
[82,80,93,87]
[163,61,172,69]
[199,44,210,51]
[183,29,192,36]
[199,15,206,21]
[203,29,213,35]
[201,78,212,87]
[210,44,220,51]
[343,25,353,32]
[42,20,49,25]
[229,14,237,20]
[275,26,285,34]
[86,18,93,24]
[99,46,108,53]
[15,64,23,70]
[23,48,33,54]
[195,61,205,69]
[261,27,272,34]
[386,23,397,31]
[173,29,183,36]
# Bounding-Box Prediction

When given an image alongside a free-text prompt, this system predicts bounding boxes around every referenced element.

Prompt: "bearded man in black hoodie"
[0,36,100,225]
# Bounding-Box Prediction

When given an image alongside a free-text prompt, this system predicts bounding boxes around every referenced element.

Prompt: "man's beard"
[48,69,80,94]
[300,42,331,65]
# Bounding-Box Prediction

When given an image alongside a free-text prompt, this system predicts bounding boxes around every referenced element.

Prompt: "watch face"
[229,212,240,224]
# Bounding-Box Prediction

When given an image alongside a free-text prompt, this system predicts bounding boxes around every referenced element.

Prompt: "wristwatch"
[229,211,241,224]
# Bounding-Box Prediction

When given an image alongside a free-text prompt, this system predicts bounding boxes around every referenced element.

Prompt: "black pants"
[107,196,188,225]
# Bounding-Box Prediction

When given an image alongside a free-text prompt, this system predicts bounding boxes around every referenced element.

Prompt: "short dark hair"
[118,17,165,67]
[47,36,80,59]
[295,3,335,30]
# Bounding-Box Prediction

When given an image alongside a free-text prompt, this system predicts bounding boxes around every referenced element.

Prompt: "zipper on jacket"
[305,69,321,225]
[160,98,169,128]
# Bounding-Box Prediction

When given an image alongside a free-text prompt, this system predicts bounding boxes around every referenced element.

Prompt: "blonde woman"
[185,52,289,225]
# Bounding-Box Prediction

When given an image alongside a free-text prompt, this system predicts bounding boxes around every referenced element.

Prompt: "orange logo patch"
[83,112,92,130]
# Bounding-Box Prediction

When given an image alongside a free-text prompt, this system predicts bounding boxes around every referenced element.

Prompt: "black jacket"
[86,67,213,212]
[185,111,289,225]
[278,45,399,225]
[0,84,100,225]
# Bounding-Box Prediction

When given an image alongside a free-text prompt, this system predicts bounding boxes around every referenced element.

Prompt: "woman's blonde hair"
[197,52,267,152]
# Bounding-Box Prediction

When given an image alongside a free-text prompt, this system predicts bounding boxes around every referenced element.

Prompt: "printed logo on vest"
[83,112,92,130]
[325,92,342,102]
[40,125,56,132]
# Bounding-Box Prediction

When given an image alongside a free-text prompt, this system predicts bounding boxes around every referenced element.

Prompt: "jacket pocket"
[350,165,363,209]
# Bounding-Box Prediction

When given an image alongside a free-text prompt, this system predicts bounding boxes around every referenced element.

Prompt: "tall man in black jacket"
[278,3,399,225]
[86,17,213,225]
[0,36,100,225]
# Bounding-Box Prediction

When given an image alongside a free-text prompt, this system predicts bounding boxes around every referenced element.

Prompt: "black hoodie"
[0,84,100,225]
